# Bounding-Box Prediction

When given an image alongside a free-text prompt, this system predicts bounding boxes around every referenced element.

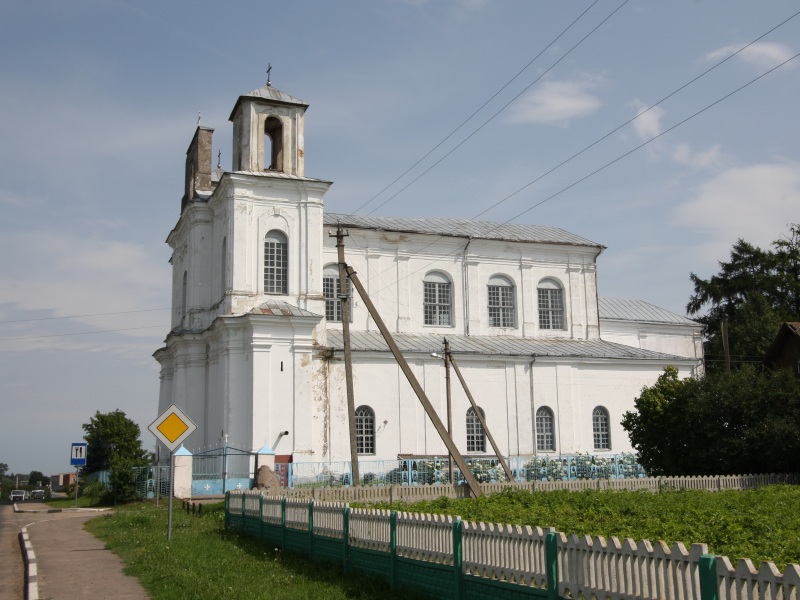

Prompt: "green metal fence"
[225,492,742,600]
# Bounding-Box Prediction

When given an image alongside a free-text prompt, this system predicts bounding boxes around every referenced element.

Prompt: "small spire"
[197,111,201,126]
[266,63,272,87]
[217,149,221,169]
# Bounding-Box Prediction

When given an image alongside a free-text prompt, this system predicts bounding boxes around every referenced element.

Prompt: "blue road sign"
[70,443,87,466]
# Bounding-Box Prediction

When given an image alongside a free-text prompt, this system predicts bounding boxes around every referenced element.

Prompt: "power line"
[357,48,800,301]
[366,0,632,216]
[0,324,168,342]
[0,307,171,326]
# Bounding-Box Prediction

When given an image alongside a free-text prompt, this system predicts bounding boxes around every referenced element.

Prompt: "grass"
[358,485,800,570]
[84,501,428,600]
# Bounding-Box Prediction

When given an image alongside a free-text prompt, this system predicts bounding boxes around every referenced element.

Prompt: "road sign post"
[70,443,87,507]
[148,405,197,541]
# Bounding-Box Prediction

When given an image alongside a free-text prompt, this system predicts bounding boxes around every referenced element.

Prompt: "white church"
[154,82,703,475]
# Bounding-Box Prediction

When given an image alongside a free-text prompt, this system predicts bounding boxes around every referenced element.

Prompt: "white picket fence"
[229,485,800,600]
[277,472,798,503]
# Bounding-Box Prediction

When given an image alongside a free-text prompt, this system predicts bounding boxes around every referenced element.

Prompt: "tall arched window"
[466,407,486,453]
[264,116,283,171]
[535,406,555,452]
[355,406,375,454]
[592,406,611,450]
[538,279,565,330]
[323,264,352,322]
[423,271,452,326]
[488,275,516,328]
[264,230,288,294]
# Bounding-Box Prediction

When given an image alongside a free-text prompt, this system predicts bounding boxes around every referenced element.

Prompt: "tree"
[82,410,151,474]
[28,471,46,488]
[687,224,800,372]
[0,463,8,478]
[622,366,800,475]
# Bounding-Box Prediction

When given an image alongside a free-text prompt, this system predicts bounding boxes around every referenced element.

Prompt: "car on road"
[30,489,46,500]
[10,490,26,502]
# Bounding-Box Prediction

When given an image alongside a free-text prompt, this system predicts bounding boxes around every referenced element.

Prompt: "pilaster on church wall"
[567,265,585,340]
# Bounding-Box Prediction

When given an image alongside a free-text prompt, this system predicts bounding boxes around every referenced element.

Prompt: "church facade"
[154,83,703,469]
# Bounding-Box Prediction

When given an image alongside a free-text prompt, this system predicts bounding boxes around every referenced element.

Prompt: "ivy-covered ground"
[363,485,800,570]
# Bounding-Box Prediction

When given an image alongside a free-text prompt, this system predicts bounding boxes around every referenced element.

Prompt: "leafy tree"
[0,463,8,478]
[28,471,46,488]
[82,410,151,474]
[687,224,800,372]
[622,366,800,475]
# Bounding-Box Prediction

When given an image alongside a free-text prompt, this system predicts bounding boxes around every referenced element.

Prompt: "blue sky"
[1,0,798,476]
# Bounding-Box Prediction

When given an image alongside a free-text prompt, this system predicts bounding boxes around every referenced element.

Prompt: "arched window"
[264,116,283,171]
[488,275,516,328]
[355,406,375,454]
[538,279,565,330]
[535,406,555,452]
[264,230,288,294]
[592,406,611,450]
[466,407,486,453]
[423,271,452,326]
[323,264,352,322]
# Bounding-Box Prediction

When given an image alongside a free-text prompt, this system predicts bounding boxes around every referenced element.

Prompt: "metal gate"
[192,445,255,496]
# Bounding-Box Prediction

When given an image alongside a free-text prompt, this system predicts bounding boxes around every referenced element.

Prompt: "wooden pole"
[333,228,360,486]
[444,338,455,488]
[449,354,515,482]
[344,264,483,497]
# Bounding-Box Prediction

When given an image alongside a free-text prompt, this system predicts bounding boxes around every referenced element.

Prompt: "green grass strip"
[85,502,428,600]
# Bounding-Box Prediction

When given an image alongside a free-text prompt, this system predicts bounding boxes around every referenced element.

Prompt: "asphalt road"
[0,501,149,600]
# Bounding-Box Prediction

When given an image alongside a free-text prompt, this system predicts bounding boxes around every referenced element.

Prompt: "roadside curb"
[19,527,38,600]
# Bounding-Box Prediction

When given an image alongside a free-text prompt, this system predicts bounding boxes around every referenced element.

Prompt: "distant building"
[765,322,800,376]
[154,82,702,466]
[50,472,76,490]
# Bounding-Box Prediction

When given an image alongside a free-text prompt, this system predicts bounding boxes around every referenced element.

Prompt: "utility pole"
[331,227,359,486]
[344,263,483,497]
[444,338,454,488]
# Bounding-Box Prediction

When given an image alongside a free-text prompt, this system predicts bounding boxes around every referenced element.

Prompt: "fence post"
[224,492,229,529]
[343,506,350,573]
[545,531,559,600]
[699,554,718,600]
[259,493,264,539]
[281,497,287,549]
[309,500,315,559]
[241,493,246,531]
[453,518,463,600]
[389,511,398,588]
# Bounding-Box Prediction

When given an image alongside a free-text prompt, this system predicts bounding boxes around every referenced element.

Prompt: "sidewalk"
[14,503,149,600]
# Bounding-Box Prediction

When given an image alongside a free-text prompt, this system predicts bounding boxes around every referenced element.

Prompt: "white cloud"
[672,143,724,170]
[631,102,665,142]
[507,78,602,125]
[706,41,797,71]
[672,161,800,264]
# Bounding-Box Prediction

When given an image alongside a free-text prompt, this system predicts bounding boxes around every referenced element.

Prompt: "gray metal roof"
[325,330,686,361]
[250,300,321,318]
[323,213,602,248]
[228,85,308,121]
[599,297,698,326]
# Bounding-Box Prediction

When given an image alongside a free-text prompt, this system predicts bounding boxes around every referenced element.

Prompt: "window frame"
[592,406,611,451]
[263,230,288,295]
[537,279,565,330]
[355,405,375,455]
[423,271,453,327]
[323,264,352,322]
[535,406,556,452]
[466,406,486,453]
[488,275,516,328]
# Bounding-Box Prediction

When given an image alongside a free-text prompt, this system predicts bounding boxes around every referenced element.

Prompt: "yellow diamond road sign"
[148,404,197,452]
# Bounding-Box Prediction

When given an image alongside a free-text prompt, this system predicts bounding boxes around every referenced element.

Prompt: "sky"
[1,0,798,477]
